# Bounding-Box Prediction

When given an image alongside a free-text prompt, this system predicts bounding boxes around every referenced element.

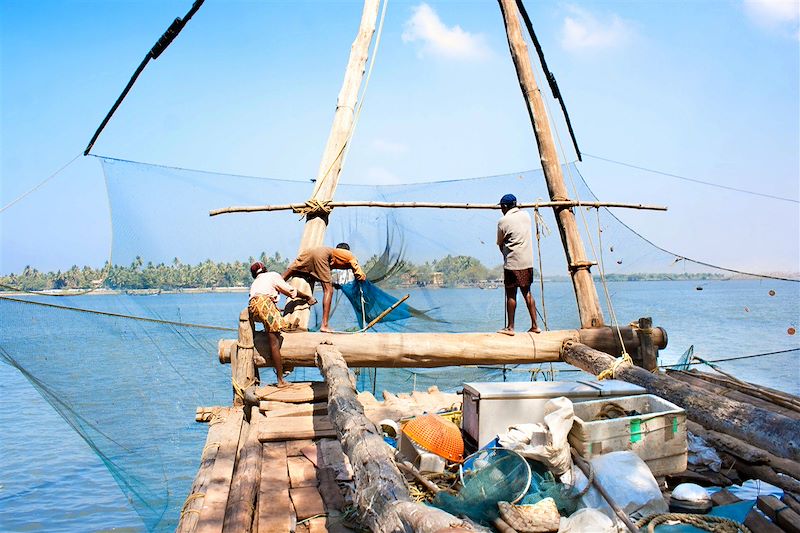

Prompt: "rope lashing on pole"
[291,199,334,219]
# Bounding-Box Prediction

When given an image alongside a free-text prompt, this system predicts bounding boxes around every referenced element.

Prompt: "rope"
[0,294,236,331]
[0,154,81,213]
[636,513,751,533]
[584,153,798,204]
[597,352,633,381]
[533,207,550,330]
[180,492,206,516]
[291,199,333,219]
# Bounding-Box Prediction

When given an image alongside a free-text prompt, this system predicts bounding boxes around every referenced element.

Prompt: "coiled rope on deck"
[636,513,751,533]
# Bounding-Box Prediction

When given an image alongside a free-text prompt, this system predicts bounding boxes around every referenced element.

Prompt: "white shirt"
[497,207,534,270]
[249,271,297,301]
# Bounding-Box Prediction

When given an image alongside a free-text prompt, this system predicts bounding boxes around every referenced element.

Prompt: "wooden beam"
[209,200,668,216]
[218,325,666,367]
[315,342,476,532]
[223,407,264,532]
[287,0,380,330]
[497,0,605,328]
[561,340,800,462]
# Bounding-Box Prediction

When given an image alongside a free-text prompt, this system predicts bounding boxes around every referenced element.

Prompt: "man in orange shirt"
[283,243,367,332]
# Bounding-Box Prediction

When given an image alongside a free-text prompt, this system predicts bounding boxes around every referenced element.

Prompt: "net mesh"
[1,156,798,530]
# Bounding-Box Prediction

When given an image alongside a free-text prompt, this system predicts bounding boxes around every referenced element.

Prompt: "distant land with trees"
[0,251,739,292]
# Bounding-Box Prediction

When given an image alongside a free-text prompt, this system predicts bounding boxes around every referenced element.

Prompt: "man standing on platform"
[283,243,367,332]
[496,194,541,335]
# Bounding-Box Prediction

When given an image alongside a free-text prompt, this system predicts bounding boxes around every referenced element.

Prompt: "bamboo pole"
[498,0,605,329]
[560,340,800,462]
[209,200,667,216]
[286,0,380,331]
[315,342,474,532]
[218,325,667,367]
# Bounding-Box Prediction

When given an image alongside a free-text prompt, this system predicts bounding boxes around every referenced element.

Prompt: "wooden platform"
[178,383,461,533]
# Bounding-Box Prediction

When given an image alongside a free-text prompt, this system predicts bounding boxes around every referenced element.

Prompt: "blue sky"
[1,0,798,274]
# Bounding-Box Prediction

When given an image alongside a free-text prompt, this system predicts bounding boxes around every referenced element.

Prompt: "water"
[0,280,798,531]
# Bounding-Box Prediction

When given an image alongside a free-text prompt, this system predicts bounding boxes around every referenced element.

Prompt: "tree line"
[1,252,726,292]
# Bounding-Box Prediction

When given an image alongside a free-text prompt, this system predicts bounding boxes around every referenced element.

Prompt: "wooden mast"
[497,0,605,328]
[287,0,380,329]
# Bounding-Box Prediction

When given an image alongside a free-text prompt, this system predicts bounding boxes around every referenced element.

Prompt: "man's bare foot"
[529,327,542,334]
[320,326,333,333]
[497,328,515,336]
[276,380,291,388]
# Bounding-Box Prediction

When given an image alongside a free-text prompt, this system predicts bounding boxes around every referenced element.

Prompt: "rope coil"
[636,513,751,533]
[597,352,633,380]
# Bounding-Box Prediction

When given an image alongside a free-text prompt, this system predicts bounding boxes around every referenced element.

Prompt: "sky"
[1,0,798,275]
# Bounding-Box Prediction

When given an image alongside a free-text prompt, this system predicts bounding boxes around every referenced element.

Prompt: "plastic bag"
[558,508,616,533]
[572,451,667,523]
[687,432,722,472]
[498,397,575,479]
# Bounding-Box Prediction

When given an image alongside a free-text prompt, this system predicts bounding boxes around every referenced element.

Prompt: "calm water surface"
[0,280,797,531]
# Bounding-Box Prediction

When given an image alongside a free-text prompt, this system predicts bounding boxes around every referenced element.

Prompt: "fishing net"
[1,155,798,530]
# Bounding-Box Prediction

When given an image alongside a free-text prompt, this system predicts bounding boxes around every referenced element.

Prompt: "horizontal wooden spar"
[209,200,667,217]
[218,325,666,368]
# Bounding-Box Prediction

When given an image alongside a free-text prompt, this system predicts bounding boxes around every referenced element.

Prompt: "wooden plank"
[255,382,328,403]
[301,443,321,468]
[194,409,245,533]
[744,507,783,533]
[711,488,741,506]
[258,416,336,442]
[262,401,328,418]
[288,456,319,488]
[287,439,316,457]
[317,466,346,511]
[758,495,800,533]
[291,487,326,521]
[256,442,291,533]
[318,439,353,481]
[223,407,264,532]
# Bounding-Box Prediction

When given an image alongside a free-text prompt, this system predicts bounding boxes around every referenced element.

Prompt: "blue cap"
[499,193,517,205]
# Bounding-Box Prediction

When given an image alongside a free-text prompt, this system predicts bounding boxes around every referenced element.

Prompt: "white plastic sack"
[687,432,722,472]
[726,479,783,500]
[498,396,574,479]
[558,508,616,533]
[572,451,668,523]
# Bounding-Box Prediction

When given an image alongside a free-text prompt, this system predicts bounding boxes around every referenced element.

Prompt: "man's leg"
[499,286,517,335]
[266,331,288,387]
[520,285,541,333]
[320,281,334,332]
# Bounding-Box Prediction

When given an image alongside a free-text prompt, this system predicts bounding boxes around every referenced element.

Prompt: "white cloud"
[743,0,800,37]
[560,5,632,52]
[371,139,408,156]
[402,3,490,60]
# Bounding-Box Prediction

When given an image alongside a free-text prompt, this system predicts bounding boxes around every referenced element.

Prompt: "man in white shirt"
[249,261,316,387]
[496,194,541,336]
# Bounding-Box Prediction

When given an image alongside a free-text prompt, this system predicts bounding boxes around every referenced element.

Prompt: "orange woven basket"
[402,413,464,462]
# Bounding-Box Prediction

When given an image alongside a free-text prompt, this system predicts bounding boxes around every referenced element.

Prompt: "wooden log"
[210,199,668,216]
[256,442,291,533]
[232,309,258,407]
[218,325,667,367]
[687,420,800,480]
[223,407,264,532]
[711,488,741,506]
[635,317,657,372]
[733,461,800,494]
[177,408,233,533]
[561,341,800,462]
[670,371,800,421]
[194,409,245,533]
[498,0,604,329]
[315,342,473,532]
[286,0,381,331]
[683,370,800,414]
[757,495,800,533]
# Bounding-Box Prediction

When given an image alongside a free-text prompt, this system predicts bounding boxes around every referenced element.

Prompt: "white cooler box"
[462,380,645,448]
